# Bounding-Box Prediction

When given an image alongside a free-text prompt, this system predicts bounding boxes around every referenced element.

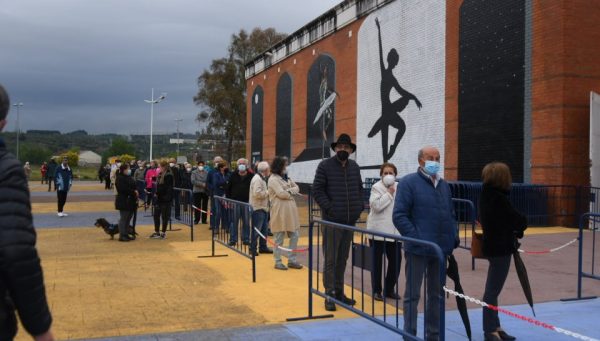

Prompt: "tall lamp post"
[144,88,166,161]
[174,118,182,159]
[12,102,23,162]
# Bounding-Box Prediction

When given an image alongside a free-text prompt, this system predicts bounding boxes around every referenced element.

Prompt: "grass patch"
[28,165,101,181]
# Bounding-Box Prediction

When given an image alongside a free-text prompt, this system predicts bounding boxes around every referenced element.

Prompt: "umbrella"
[513,250,536,316]
[447,254,472,341]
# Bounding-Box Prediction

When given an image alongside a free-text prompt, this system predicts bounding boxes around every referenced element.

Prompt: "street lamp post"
[174,118,182,159]
[12,102,23,162]
[144,88,166,161]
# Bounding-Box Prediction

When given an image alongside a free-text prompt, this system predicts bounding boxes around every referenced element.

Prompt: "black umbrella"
[513,250,536,316]
[447,254,472,341]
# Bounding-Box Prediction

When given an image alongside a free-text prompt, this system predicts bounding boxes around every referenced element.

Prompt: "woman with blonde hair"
[479,162,527,341]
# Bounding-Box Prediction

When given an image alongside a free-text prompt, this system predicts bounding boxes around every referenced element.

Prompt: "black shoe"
[336,293,356,306]
[267,231,274,236]
[118,237,131,242]
[259,248,273,254]
[228,241,236,246]
[484,332,503,341]
[373,293,384,301]
[242,240,250,246]
[194,221,200,225]
[250,250,259,256]
[498,330,516,341]
[324,298,336,311]
[385,292,401,300]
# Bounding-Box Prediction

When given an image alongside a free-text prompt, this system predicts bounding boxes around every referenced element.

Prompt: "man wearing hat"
[0,85,54,340]
[55,156,73,217]
[312,133,364,311]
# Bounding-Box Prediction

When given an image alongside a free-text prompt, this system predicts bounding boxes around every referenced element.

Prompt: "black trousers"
[57,190,68,212]
[48,176,55,191]
[322,225,353,295]
[153,202,171,233]
[370,239,402,295]
[193,192,209,223]
[483,255,512,333]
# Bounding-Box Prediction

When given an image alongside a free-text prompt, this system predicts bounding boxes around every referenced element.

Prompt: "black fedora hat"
[330,133,356,152]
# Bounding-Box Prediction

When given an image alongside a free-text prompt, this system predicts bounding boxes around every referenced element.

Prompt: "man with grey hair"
[0,85,54,340]
[226,158,253,245]
[393,146,458,341]
[249,161,273,256]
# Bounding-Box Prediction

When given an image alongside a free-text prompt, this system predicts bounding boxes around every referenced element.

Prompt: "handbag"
[471,223,485,259]
[352,238,374,272]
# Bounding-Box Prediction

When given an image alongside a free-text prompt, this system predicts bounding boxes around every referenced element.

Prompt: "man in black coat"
[226,158,253,246]
[312,134,364,311]
[0,85,54,340]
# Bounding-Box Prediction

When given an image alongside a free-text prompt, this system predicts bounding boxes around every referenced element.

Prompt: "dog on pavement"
[94,218,137,240]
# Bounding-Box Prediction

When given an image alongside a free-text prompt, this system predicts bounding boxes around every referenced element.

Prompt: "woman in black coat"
[479,162,527,341]
[115,164,138,242]
[150,159,174,239]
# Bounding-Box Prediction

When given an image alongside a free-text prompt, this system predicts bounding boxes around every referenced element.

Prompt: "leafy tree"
[62,150,79,167]
[119,154,136,164]
[106,137,135,160]
[19,143,52,165]
[194,27,287,162]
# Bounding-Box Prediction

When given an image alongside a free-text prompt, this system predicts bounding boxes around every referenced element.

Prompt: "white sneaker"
[61,212,68,217]
[57,212,63,217]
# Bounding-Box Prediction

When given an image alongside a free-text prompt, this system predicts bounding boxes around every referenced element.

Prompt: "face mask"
[238,164,247,172]
[336,150,349,161]
[116,163,121,167]
[382,174,396,187]
[126,169,132,176]
[169,163,175,168]
[186,167,192,172]
[424,160,440,176]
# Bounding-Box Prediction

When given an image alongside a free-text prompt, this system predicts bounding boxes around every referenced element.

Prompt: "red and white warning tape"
[517,238,578,255]
[253,227,308,253]
[443,286,599,341]
[192,205,212,216]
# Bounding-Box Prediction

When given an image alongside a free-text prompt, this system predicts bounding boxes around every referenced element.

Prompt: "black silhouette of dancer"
[368,17,422,162]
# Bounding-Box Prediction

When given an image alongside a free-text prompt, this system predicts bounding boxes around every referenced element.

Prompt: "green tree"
[104,137,135,163]
[62,150,79,167]
[20,143,52,164]
[194,27,287,162]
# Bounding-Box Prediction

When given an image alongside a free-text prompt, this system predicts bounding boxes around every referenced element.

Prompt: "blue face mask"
[238,164,247,172]
[424,160,440,176]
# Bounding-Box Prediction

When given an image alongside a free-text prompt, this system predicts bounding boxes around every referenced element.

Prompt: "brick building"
[245,0,600,186]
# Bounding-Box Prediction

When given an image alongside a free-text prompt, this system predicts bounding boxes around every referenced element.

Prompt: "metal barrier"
[200,195,256,282]
[452,198,477,270]
[562,213,599,301]
[171,187,194,241]
[288,219,446,340]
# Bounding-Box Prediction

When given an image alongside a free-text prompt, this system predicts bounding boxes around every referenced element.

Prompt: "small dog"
[94,218,137,240]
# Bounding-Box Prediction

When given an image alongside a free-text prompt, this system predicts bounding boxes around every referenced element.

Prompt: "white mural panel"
[356,0,446,180]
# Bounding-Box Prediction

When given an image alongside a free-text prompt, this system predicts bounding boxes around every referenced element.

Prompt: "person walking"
[47,159,58,191]
[479,162,527,341]
[149,160,173,239]
[226,158,253,246]
[249,161,273,256]
[366,162,402,302]
[115,163,138,242]
[393,146,458,341]
[103,163,111,190]
[55,157,73,217]
[0,84,54,341]
[191,161,209,225]
[268,156,302,270]
[312,133,364,311]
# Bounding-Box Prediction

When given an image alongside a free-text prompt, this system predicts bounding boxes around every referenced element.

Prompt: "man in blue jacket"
[312,134,364,312]
[55,156,73,217]
[0,85,54,340]
[393,146,458,341]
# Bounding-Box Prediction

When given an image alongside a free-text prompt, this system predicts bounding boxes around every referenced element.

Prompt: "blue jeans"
[251,210,269,251]
[230,204,250,244]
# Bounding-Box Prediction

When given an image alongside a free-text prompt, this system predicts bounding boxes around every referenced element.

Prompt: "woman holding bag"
[366,162,402,301]
[479,162,527,341]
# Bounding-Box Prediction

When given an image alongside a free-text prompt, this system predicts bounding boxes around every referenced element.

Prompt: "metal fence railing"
[452,198,477,270]
[288,219,446,341]
[562,213,600,301]
[171,187,194,241]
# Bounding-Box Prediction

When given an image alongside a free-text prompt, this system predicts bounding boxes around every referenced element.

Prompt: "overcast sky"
[0,0,339,135]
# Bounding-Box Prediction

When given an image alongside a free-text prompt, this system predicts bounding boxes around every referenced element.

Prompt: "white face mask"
[382,174,396,187]
[169,163,175,168]
[116,163,121,167]
[186,167,192,172]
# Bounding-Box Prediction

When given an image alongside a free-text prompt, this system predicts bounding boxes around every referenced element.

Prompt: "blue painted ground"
[78,298,600,340]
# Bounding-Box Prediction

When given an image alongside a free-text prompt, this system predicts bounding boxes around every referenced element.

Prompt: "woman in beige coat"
[268,156,303,270]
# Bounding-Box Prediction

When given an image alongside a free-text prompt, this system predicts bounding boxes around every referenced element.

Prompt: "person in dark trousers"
[150,160,173,239]
[115,163,138,242]
[249,161,273,256]
[0,84,54,341]
[47,158,58,191]
[55,156,73,217]
[226,158,253,246]
[207,156,223,229]
[210,160,230,231]
[103,163,112,190]
[169,158,182,219]
[393,146,458,341]
[479,162,527,341]
[191,161,209,224]
[366,162,402,302]
[312,133,364,312]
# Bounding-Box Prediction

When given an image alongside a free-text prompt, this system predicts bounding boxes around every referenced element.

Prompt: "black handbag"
[352,238,374,272]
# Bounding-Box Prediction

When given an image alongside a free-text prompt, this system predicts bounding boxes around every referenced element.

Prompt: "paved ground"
[12,181,600,341]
